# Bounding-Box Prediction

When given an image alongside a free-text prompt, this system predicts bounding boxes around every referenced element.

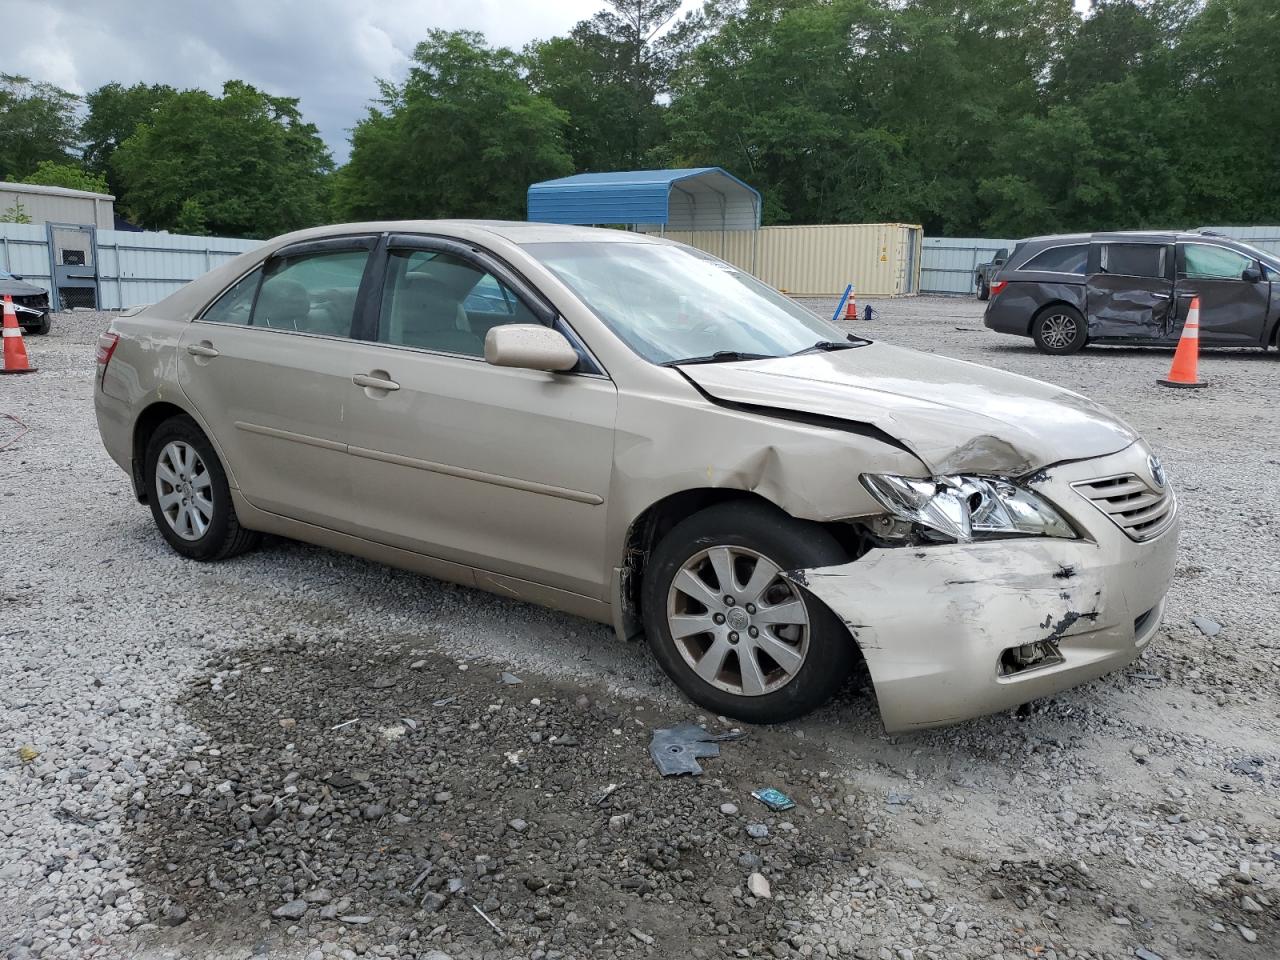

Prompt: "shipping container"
[660,223,922,297]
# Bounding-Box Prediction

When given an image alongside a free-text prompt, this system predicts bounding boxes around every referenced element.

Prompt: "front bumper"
[797,443,1180,732]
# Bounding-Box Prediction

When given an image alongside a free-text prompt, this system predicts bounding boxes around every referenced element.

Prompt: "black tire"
[641,500,856,724]
[24,314,51,336]
[976,279,989,301]
[1031,304,1088,355]
[143,415,260,561]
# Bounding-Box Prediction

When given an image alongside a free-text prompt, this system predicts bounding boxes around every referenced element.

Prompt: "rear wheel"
[1032,305,1088,355]
[976,279,990,301]
[641,501,855,724]
[143,416,259,561]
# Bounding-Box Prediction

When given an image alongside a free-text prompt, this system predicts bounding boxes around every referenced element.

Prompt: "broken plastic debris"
[751,787,796,812]
[648,723,743,776]
[886,791,913,806]
[1191,616,1221,637]
[499,671,522,685]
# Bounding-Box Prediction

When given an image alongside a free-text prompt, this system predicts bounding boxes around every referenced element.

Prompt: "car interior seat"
[389,273,482,355]
[255,278,311,330]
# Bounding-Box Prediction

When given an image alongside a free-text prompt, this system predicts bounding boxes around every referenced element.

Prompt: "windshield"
[523,241,852,364]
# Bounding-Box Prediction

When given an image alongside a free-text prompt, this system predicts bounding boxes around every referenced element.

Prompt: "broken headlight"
[860,474,1076,543]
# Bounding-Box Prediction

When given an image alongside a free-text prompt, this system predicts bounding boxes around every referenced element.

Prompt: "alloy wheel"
[1041,313,1078,350]
[155,440,214,541]
[666,545,810,697]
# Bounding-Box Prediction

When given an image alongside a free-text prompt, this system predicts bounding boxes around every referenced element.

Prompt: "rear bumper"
[795,444,1180,732]
[982,296,1029,336]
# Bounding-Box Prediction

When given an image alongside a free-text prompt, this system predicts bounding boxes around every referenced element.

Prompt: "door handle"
[353,373,400,391]
[186,342,220,358]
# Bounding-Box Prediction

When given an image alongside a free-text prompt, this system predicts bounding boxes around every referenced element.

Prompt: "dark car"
[974,247,1009,301]
[983,230,1280,355]
[0,267,51,335]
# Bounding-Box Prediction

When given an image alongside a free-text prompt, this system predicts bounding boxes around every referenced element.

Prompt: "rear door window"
[1101,243,1166,279]
[201,267,263,325]
[1181,243,1255,281]
[1021,244,1088,275]
[252,249,370,337]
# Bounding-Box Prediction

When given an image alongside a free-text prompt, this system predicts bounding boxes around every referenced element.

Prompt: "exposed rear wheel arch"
[131,402,191,502]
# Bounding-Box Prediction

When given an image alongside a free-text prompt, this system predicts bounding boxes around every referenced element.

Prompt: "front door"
[1173,242,1271,345]
[176,237,376,529]
[342,239,618,600]
[1085,241,1174,339]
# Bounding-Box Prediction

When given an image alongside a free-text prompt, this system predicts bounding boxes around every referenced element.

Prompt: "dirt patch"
[126,641,868,958]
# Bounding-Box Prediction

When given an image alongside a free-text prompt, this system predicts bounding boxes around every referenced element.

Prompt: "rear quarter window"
[1020,244,1088,275]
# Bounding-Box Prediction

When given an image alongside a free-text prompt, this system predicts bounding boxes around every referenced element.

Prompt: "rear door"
[1085,241,1174,339]
[341,235,619,600]
[1173,241,1271,345]
[176,236,377,528]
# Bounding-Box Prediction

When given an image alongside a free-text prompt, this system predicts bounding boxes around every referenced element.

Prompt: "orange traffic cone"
[845,285,858,321]
[1157,296,1205,389]
[1,294,37,375]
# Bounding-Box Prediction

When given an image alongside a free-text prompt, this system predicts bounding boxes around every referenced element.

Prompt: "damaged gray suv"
[95,221,1179,731]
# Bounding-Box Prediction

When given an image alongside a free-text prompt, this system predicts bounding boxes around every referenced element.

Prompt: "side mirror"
[1242,265,1263,283]
[9,273,22,280]
[484,324,578,372]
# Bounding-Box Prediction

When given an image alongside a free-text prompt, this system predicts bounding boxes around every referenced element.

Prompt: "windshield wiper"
[789,339,859,356]
[663,350,777,366]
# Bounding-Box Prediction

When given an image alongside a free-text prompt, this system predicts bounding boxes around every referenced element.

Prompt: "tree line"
[2,0,1275,240]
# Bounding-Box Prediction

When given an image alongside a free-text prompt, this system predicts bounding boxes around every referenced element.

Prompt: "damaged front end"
[792,442,1179,732]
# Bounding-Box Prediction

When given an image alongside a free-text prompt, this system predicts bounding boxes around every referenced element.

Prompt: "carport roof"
[527,168,761,231]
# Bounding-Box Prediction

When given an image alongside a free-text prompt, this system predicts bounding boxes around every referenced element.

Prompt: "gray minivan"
[983,230,1280,355]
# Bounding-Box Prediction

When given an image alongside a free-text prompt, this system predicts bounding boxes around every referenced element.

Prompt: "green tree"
[24,160,110,194]
[81,82,178,192]
[111,80,332,238]
[333,31,573,221]
[0,74,80,182]
[526,0,695,170]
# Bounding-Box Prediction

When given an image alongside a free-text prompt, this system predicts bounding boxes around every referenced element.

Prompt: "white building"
[0,181,115,230]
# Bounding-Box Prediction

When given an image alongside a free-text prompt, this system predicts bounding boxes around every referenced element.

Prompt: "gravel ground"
[1,300,1278,960]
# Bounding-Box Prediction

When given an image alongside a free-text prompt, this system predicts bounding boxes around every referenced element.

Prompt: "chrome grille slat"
[1072,471,1175,542]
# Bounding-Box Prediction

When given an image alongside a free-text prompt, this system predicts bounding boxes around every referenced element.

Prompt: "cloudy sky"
[1,0,616,162]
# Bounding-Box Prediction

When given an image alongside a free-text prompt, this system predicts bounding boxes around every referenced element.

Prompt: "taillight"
[989,280,1008,297]
[96,331,120,384]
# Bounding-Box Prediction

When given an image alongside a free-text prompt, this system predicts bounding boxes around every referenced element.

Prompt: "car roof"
[1019,229,1248,245]
[269,219,665,247]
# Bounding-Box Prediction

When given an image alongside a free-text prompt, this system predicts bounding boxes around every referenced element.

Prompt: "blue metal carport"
[527,168,762,233]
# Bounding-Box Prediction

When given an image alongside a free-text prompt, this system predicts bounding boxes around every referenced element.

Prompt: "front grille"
[16,293,48,310]
[1072,473,1175,541]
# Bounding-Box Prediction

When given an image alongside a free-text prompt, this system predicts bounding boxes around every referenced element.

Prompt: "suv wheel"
[976,279,989,301]
[641,501,855,723]
[144,415,260,561]
[1032,306,1088,355]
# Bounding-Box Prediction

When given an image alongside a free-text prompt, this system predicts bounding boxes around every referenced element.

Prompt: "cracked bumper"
[798,446,1180,732]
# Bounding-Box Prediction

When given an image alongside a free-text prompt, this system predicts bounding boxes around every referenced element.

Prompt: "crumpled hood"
[0,277,47,298]
[678,341,1138,475]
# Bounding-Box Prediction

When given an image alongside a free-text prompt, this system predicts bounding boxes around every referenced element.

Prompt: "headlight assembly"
[861,474,1076,542]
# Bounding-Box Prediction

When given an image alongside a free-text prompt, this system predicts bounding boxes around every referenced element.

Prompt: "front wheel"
[143,415,260,561]
[1032,305,1088,355]
[25,314,51,336]
[641,501,856,724]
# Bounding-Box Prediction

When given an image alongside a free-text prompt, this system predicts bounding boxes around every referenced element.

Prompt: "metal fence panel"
[0,222,55,290]
[1,223,262,309]
[1197,225,1280,256]
[95,231,262,309]
[920,236,1013,295]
